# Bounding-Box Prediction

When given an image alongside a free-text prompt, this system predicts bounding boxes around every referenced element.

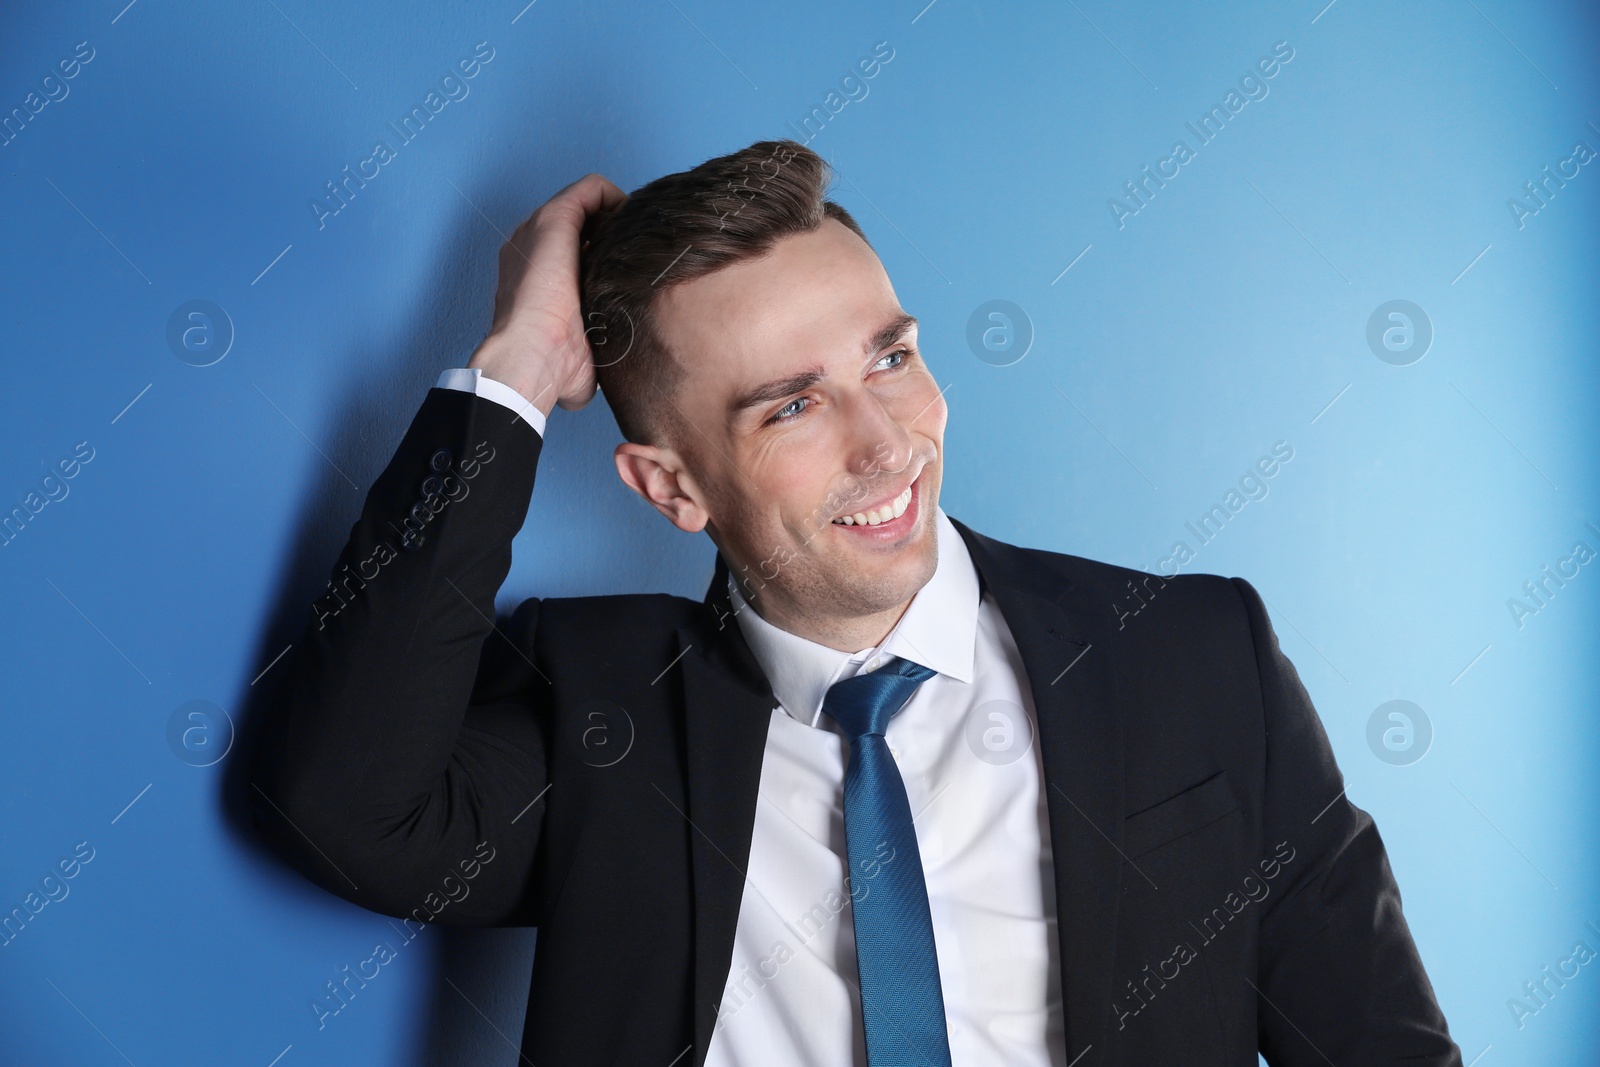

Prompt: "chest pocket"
[1122,770,1239,859]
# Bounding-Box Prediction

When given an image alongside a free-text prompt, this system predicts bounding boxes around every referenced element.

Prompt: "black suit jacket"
[249,385,1462,1065]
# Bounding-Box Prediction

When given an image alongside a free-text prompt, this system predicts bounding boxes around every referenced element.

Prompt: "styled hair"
[578,138,872,447]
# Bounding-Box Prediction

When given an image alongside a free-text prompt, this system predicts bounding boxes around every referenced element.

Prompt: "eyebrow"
[726,312,919,423]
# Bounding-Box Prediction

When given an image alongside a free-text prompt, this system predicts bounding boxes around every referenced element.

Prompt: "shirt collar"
[727,506,979,728]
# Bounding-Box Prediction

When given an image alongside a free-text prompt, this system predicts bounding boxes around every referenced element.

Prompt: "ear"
[614,442,710,533]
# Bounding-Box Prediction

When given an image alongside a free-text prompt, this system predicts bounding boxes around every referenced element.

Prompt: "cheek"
[750,407,849,468]
[902,371,947,431]
[775,453,834,512]
[748,438,845,532]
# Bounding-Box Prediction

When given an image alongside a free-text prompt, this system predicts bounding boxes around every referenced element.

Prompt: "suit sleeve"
[1230,577,1462,1066]
[248,385,550,928]
[435,365,550,437]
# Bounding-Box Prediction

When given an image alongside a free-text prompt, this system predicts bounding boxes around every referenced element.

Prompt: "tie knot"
[821,656,937,740]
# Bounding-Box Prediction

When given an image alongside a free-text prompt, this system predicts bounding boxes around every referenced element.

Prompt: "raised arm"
[247,173,627,928]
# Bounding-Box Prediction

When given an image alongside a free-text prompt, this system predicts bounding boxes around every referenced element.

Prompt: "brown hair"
[578,138,872,447]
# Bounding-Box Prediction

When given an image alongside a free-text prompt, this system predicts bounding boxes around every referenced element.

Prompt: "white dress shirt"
[436,366,548,436]
[436,368,1064,1065]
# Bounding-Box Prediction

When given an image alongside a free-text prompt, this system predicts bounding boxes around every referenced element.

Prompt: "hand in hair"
[467,172,627,418]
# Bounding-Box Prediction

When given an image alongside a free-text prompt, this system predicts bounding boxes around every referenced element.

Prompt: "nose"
[840,385,914,488]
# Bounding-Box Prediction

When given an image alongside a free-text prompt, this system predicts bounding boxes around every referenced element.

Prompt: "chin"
[838,520,938,612]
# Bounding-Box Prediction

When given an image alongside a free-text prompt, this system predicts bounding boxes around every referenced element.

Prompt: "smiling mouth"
[830,479,915,527]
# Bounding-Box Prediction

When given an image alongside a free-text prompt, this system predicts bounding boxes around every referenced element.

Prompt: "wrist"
[467,336,560,419]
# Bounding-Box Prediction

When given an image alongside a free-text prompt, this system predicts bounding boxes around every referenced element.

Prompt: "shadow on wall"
[221,134,656,1062]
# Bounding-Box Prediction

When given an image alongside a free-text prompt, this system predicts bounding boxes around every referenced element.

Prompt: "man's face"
[643,217,948,646]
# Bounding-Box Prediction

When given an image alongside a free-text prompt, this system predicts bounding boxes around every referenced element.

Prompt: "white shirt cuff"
[435,367,547,437]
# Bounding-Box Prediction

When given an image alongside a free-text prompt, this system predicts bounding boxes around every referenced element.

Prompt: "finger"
[546,173,627,229]
[563,172,628,212]
[508,173,623,244]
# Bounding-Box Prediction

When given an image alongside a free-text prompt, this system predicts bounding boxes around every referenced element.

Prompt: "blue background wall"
[2,1,1596,1063]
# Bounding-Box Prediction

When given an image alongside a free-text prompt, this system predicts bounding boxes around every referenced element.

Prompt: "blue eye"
[770,397,808,423]
[764,349,911,426]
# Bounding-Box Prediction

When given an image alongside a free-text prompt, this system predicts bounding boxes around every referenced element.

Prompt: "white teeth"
[833,484,913,526]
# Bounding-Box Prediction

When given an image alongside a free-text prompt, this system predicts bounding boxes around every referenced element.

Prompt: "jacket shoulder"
[508,589,706,647]
[471,590,706,702]
[955,517,1247,625]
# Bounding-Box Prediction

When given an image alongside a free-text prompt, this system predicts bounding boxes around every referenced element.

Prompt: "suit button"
[401,529,426,551]
[429,448,453,472]
[421,475,443,500]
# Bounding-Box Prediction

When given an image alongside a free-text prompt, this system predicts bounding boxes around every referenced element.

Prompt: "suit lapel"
[678,551,776,1067]
[677,523,1127,1064]
[949,516,1127,1062]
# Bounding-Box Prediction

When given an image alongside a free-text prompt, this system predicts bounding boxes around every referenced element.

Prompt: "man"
[249,139,1462,1065]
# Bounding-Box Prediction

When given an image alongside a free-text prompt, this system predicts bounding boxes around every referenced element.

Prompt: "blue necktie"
[822,655,952,1067]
